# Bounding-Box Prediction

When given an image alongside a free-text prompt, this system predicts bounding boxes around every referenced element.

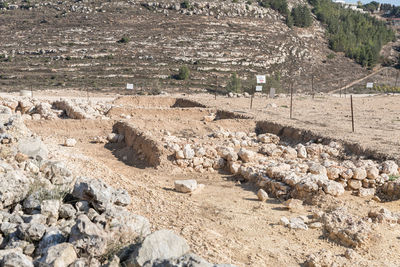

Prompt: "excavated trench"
[108,97,399,203]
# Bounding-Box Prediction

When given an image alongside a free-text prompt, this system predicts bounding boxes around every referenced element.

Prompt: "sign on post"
[269,88,275,98]
[256,75,266,84]
[366,83,373,89]
[256,86,263,92]
[126,83,134,90]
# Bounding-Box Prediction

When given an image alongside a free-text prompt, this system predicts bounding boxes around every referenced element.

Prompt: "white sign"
[255,86,263,92]
[269,88,276,98]
[366,82,373,89]
[256,75,266,84]
[126,83,134,90]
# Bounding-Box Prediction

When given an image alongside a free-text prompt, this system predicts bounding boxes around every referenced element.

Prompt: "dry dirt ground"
[19,90,400,266]
[189,93,400,161]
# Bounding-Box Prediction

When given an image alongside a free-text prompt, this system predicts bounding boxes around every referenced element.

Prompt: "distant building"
[331,1,367,14]
[332,0,345,4]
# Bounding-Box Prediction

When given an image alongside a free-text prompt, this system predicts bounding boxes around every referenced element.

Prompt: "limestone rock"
[64,138,77,147]
[237,148,255,163]
[174,180,198,193]
[18,137,48,160]
[182,144,195,159]
[39,243,77,267]
[69,214,108,257]
[257,189,269,202]
[125,230,190,267]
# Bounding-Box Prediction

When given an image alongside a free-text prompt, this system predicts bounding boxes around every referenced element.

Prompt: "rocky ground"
[1,91,400,266]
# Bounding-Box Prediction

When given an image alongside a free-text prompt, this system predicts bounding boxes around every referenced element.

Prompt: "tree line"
[309,0,395,68]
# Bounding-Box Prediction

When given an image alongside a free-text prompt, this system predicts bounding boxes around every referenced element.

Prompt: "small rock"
[64,138,77,147]
[283,198,303,211]
[174,180,198,193]
[257,189,269,202]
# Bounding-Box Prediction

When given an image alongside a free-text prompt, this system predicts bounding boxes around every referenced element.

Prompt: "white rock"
[352,168,367,180]
[175,150,185,160]
[238,148,255,163]
[257,189,269,202]
[64,138,77,147]
[348,179,362,190]
[174,180,198,193]
[358,188,376,197]
[183,144,195,159]
[381,161,399,176]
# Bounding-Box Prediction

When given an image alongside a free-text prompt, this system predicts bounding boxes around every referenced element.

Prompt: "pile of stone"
[0,97,112,120]
[0,112,233,267]
[142,1,281,19]
[166,129,399,201]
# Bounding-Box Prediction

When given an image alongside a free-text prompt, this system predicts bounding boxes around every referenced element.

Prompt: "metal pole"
[395,71,399,88]
[350,95,354,133]
[290,83,293,119]
[311,74,314,99]
[250,94,253,109]
[215,75,217,100]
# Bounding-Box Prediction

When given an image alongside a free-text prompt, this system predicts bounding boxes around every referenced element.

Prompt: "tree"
[226,73,242,93]
[291,5,313,28]
[177,65,190,80]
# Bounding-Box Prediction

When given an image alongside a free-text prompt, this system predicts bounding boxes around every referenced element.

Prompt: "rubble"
[0,112,229,267]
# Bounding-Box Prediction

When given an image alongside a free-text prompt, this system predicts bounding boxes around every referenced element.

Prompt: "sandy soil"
[24,91,400,266]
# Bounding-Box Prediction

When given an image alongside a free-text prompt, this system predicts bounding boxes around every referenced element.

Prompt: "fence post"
[290,82,293,119]
[350,95,354,133]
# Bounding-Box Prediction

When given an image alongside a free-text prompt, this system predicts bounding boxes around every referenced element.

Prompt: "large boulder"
[1,250,33,267]
[0,171,33,209]
[125,230,190,267]
[104,206,151,244]
[72,176,130,212]
[38,242,77,267]
[18,137,48,161]
[174,180,198,193]
[237,148,256,163]
[69,214,108,257]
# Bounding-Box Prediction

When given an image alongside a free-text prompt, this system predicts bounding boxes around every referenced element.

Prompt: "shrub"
[181,0,191,9]
[286,14,294,28]
[327,53,336,59]
[259,0,289,16]
[117,36,130,44]
[0,2,9,9]
[291,5,313,28]
[177,65,190,80]
[226,73,242,93]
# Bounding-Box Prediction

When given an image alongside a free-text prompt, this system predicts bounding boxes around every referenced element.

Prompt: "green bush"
[286,14,294,28]
[226,73,242,93]
[0,2,9,9]
[181,0,191,9]
[291,5,313,28]
[327,52,336,59]
[177,65,190,80]
[259,0,289,16]
[117,36,130,43]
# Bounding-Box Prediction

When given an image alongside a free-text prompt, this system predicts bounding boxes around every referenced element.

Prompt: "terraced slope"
[0,0,370,94]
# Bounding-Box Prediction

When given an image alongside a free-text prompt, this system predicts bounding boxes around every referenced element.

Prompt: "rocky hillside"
[0,0,374,94]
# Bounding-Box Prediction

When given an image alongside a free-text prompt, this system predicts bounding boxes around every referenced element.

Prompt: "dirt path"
[26,117,400,267]
[328,67,388,94]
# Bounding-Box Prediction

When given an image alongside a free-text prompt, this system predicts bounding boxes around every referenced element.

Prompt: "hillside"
[0,0,390,94]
